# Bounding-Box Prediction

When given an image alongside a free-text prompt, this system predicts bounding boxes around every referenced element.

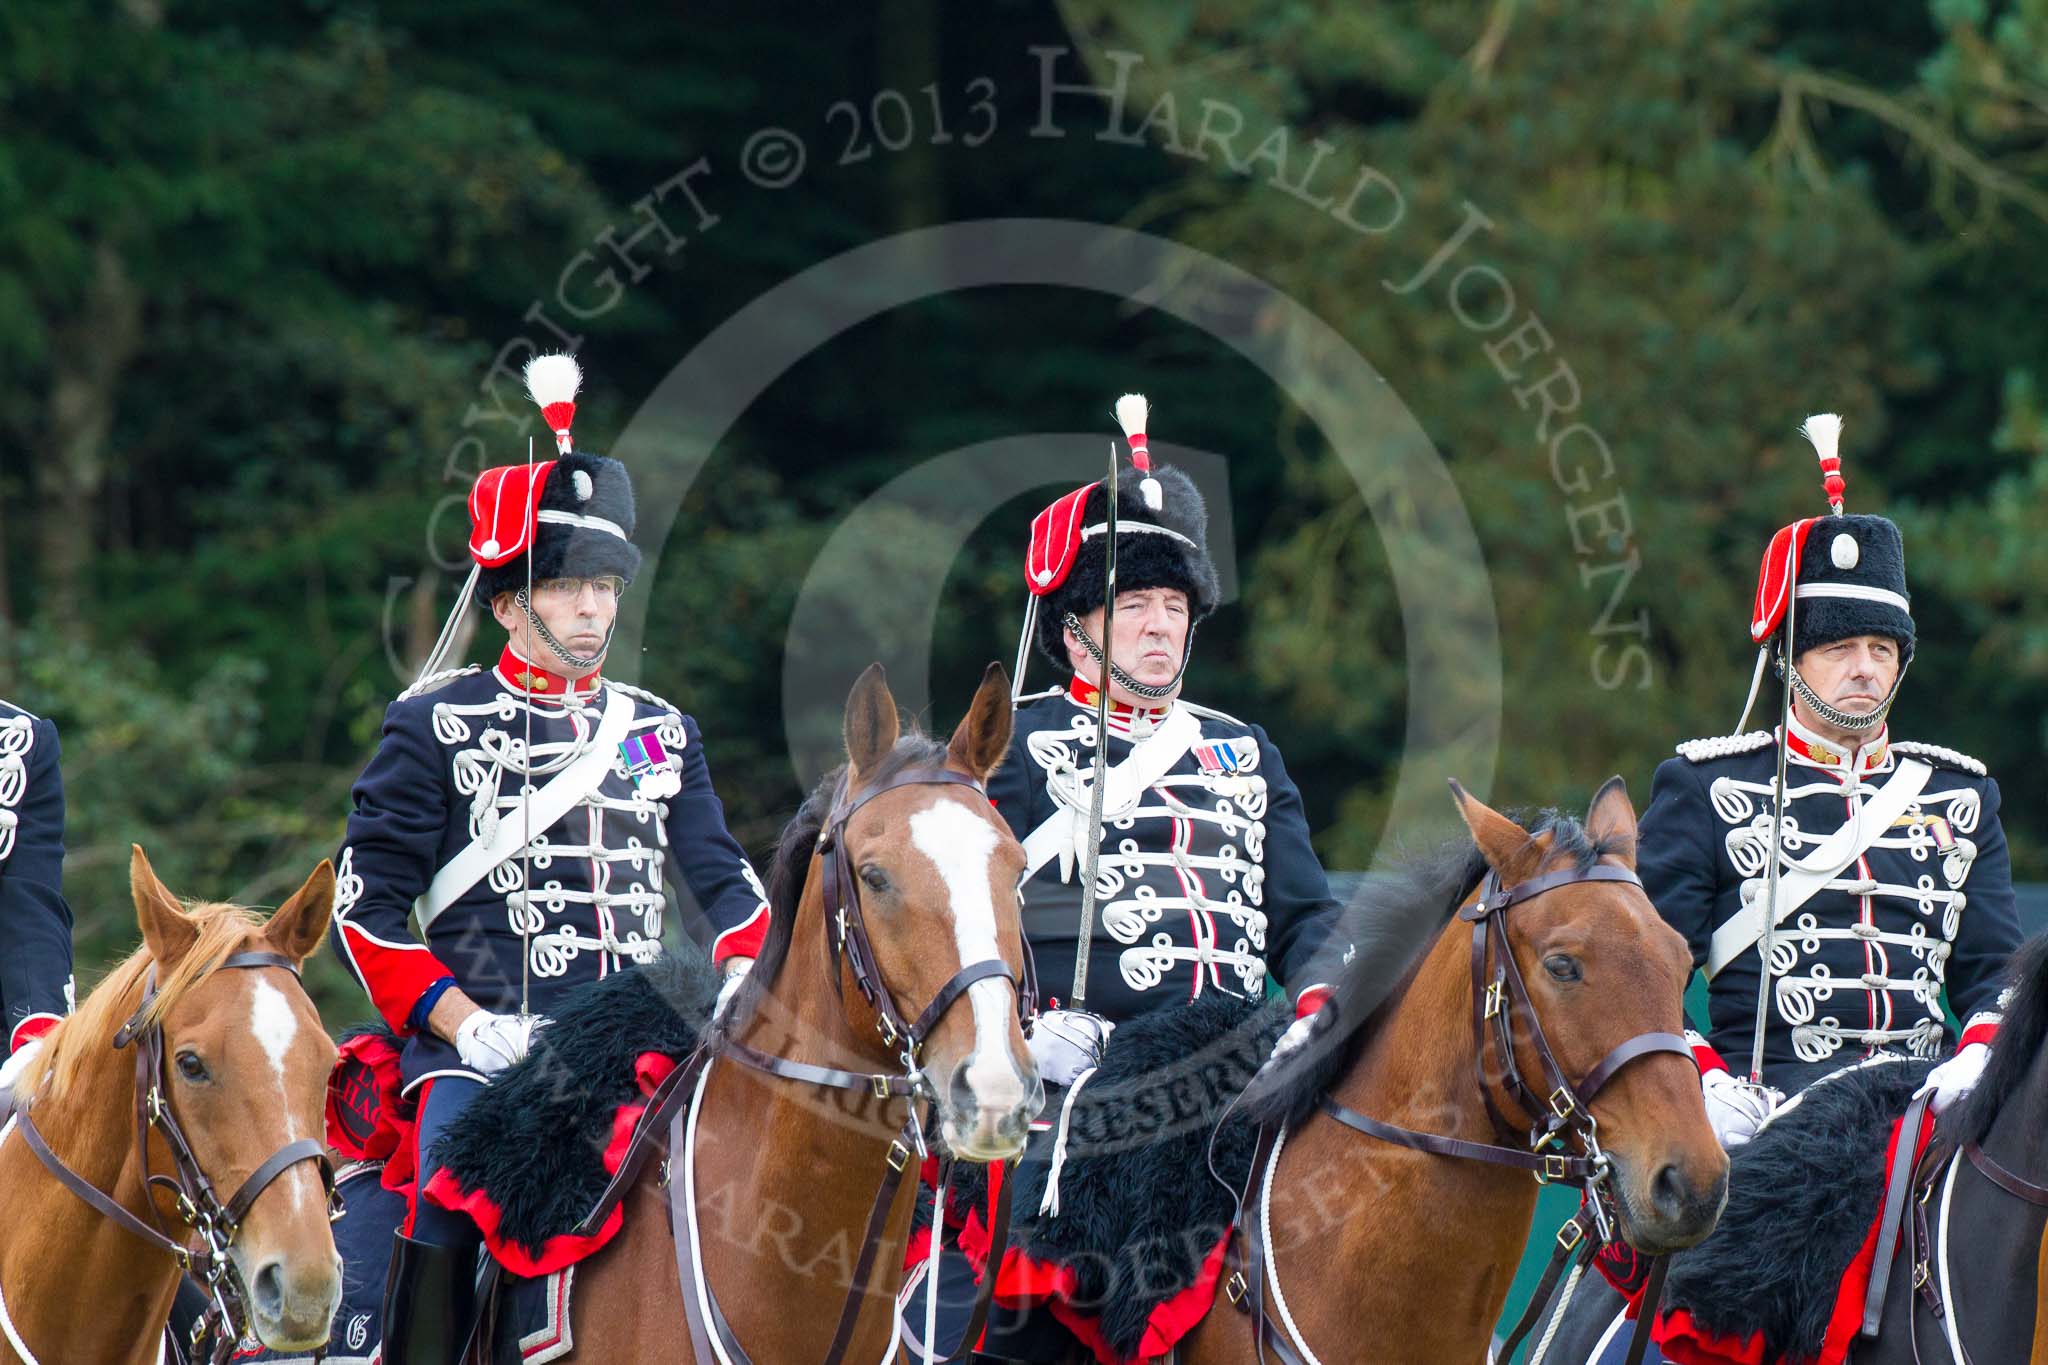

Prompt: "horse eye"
[859,865,890,893]
[175,1051,209,1082]
[1543,954,1581,984]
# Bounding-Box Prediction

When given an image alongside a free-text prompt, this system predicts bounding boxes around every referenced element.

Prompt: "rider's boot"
[381,1231,475,1365]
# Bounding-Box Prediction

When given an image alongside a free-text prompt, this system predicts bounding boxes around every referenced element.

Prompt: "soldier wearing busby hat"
[0,700,75,1107]
[1638,415,2020,1142]
[328,355,771,1362]
[899,397,1344,1359]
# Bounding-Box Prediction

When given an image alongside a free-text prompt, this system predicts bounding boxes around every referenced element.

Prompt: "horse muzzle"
[937,1055,1044,1161]
[1612,1149,1729,1255]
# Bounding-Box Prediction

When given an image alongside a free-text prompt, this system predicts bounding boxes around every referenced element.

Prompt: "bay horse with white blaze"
[0,847,340,1365]
[1171,778,1729,1364]
[559,662,1043,1361]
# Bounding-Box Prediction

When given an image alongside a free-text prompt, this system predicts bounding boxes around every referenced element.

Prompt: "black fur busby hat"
[473,451,642,607]
[467,355,642,609]
[1029,462,1221,668]
[1791,513,1913,663]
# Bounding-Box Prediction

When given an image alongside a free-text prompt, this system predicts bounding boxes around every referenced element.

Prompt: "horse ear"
[1447,781,1542,883]
[1583,775,1639,870]
[131,845,199,967]
[265,860,335,964]
[947,662,1014,782]
[843,663,901,781]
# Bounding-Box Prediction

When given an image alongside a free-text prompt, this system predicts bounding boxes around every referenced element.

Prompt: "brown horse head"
[129,847,343,1349]
[1450,778,1728,1254]
[836,662,1043,1159]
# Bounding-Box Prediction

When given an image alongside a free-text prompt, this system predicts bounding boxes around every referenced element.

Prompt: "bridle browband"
[13,950,339,1365]
[547,763,1038,1365]
[1229,858,1692,1365]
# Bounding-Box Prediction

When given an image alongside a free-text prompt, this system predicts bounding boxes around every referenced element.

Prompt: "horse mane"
[722,730,953,1028]
[1947,930,2048,1147]
[1239,808,1626,1129]
[30,901,266,1104]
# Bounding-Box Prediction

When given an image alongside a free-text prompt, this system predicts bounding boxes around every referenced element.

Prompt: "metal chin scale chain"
[513,585,615,672]
[1059,610,1195,701]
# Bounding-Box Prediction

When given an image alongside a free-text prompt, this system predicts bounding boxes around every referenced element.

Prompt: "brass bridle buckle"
[1547,1086,1576,1122]
[1224,1270,1249,1306]
[1537,1153,1570,1184]
[1484,980,1506,1020]
[886,1140,911,1173]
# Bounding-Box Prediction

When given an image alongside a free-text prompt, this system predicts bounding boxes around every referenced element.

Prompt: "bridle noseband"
[643,764,1039,1365]
[13,950,339,1365]
[1231,858,1693,1365]
[813,765,1038,1068]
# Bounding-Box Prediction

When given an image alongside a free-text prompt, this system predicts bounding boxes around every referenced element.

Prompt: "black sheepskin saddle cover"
[1660,1057,1935,1359]
[995,993,1287,1359]
[430,951,717,1270]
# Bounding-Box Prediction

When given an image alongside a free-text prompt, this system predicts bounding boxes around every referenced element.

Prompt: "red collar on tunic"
[1065,673,1173,738]
[1784,716,1890,775]
[494,646,602,704]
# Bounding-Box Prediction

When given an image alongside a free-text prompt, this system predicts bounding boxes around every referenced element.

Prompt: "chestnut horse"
[0,847,340,1364]
[562,662,1043,1360]
[1174,778,1729,1364]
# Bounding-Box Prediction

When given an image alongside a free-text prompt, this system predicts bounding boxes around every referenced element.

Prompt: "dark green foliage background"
[3,0,2043,1062]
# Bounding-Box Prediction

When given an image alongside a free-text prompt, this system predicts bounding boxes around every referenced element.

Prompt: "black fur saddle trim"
[431,951,717,1262]
[1662,1057,1936,1357]
[1002,993,1286,1358]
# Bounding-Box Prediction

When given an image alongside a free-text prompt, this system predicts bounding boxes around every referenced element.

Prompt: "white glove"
[1701,1068,1780,1148]
[1270,1010,1326,1065]
[0,1037,43,1100]
[454,1010,549,1076]
[1027,1009,1114,1088]
[1915,1042,1990,1115]
[715,957,754,1021]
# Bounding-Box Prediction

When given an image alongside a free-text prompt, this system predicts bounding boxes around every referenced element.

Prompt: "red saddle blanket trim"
[324,1031,422,1209]
[905,1159,1005,1276]
[991,1228,1233,1365]
[1651,1112,1935,1365]
[421,1049,680,1279]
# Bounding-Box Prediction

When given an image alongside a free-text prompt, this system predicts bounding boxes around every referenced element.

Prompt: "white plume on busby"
[525,353,583,455]
[1115,393,1163,510]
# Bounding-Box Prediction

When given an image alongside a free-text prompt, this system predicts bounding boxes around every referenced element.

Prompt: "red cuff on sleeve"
[10,1013,62,1052]
[1294,985,1333,1019]
[1959,1020,1999,1051]
[1687,1032,1730,1075]
[337,923,460,1035]
[712,905,771,967]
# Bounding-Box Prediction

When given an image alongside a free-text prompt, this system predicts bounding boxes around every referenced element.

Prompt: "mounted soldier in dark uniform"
[1547,417,2025,1364]
[330,355,771,1363]
[0,700,74,1109]
[1641,414,2017,1132]
[901,395,1345,1360]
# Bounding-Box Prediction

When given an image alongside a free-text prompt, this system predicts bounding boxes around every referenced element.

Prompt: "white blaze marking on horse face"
[249,977,308,1210]
[908,801,1022,1116]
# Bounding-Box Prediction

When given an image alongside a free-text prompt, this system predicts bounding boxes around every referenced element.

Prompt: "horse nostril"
[1652,1163,1690,1219]
[949,1061,977,1118]
[251,1260,285,1320]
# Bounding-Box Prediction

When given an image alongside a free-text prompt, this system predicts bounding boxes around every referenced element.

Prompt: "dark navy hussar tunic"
[0,700,73,1055]
[1640,720,2017,1092]
[330,650,770,1086]
[988,679,1342,1023]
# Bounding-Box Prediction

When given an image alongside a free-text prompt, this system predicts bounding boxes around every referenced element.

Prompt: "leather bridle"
[1229,859,1692,1365]
[546,765,1037,1365]
[13,950,339,1365]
